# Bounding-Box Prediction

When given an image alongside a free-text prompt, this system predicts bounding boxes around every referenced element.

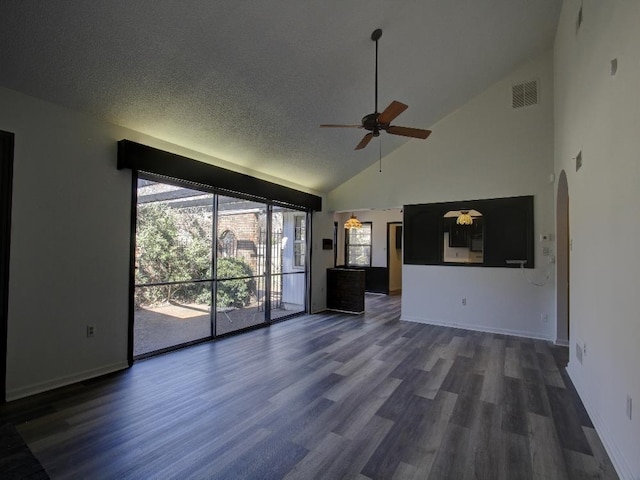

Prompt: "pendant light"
[456,210,473,225]
[344,213,363,230]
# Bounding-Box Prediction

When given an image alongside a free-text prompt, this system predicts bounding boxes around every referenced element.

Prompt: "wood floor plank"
[314,414,393,480]
[427,422,472,480]
[501,376,528,436]
[528,412,570,480]
[332,376,402,440]
[396,389,458,478]
[546,385,593,455]
[501,431,533,480]
[415,357,454,400]
[505,345,524,379]
[361,394,434,479]
[464,400,502,480]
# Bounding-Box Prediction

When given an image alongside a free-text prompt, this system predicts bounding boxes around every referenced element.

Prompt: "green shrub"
[135,203,211,307]
[216,257,256,308]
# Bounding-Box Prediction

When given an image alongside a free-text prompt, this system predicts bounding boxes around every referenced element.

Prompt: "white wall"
[554,2,640,478]
[310,210,335,313]
[328,49,556,340]
[0,86,322,400]
[334,209,402,267]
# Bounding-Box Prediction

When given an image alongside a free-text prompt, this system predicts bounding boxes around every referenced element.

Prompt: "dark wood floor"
[1,294,618,479]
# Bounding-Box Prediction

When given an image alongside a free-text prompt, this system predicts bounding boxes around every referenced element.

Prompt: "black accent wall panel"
[403,205,443,265]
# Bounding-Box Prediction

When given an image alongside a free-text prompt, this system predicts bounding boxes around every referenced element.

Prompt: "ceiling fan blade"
[320,124,362,128]
[377,101,408,125]
[355,133,374,150]
[386,126,432,139]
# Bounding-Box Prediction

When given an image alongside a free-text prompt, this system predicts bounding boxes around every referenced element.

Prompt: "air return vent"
[512,80,538,108]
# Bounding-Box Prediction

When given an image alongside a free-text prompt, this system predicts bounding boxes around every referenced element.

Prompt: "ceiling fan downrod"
[372,28,382,116]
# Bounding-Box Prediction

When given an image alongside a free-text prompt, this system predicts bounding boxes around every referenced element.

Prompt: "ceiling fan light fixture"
[344,213,363,230]
[456,211,473,225]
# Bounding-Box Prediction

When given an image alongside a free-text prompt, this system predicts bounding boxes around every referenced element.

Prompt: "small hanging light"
[344,213,363,230]
[456,210,473,225]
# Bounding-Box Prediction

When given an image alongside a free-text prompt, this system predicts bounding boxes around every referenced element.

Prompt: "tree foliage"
[135,203,211,306]
[135,202,256,309]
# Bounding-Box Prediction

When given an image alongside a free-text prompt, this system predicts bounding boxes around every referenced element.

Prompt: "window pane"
[216,196,267,278]
[215,278,264,335]
[271,273,305,320]
[215,195,267,334]
[134,282,211,356]
[346,222,372,266]
[348,246,371,266]
[134,179,213,357]
[348,226,371,244]
[136,181,213,284]
[294,243,305,267]
[271,207,307,318]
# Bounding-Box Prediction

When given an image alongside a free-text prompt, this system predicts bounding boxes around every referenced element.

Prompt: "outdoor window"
[293,214,306,268]
[346,222,372,266]
[218,230,236,258]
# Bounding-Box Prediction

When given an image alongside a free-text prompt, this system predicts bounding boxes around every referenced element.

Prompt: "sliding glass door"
[271,207,307,320]
[133,178,310,357]
[134,180,214,356]
[215,196,268,336]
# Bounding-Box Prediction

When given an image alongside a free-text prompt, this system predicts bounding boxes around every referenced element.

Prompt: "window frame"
[293,213,306,269]
[345,222,372,267]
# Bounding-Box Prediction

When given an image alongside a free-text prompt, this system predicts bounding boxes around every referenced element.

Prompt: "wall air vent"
[512,80,538,108]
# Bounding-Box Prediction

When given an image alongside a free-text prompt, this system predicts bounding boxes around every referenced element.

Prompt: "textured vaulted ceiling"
[0,1,561,193]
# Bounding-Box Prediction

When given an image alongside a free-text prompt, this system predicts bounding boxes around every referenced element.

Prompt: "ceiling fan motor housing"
[362,112,382,134]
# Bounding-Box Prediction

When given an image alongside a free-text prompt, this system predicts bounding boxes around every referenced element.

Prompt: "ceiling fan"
[321,28,432,150]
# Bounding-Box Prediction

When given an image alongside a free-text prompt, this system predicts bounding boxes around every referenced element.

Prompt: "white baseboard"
[400,315,553,341]
[6,361,129,402]
[566,365,634,480]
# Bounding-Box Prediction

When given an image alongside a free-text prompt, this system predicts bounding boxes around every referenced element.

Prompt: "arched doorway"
[556,170,570,345]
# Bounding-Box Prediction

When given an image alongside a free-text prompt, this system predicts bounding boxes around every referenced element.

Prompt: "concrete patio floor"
[134,301,302,356]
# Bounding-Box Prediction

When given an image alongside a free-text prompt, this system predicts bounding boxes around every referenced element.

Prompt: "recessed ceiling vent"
[512,80,538,109]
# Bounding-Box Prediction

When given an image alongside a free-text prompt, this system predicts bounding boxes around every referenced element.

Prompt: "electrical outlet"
[541,313,549,323]
[627,395,633,420]
[86,325,95,338]
[542,246,551,257]
[583,342,587,356]
[461,298,467,306]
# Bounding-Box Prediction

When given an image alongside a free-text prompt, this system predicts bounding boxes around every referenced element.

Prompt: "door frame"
[556,170,570,345]
[1,130,15,402]
[387,221,402,294]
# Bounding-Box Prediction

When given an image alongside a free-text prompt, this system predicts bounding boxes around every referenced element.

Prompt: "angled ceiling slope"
[0,1,561,192]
